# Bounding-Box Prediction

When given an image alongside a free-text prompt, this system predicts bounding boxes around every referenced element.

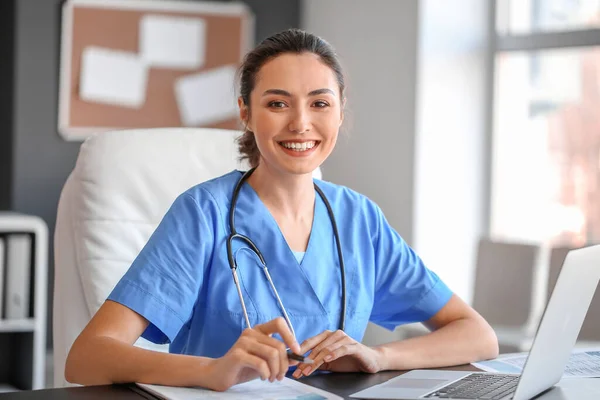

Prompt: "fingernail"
[325,355,332,361]
[303,367,312,375]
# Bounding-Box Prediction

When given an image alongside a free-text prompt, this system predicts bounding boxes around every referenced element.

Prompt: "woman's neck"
[246,163,315,221]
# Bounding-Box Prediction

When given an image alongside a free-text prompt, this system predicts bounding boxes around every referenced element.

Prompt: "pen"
[287,350,314,364]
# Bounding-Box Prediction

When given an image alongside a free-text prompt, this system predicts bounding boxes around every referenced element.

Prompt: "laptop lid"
[513,244,600,400]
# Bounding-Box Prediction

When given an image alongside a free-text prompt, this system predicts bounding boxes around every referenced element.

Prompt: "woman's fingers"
[254,317,298,380]
[293,333,329,377]
[256,317,301,354]
[301,329,346,372]
[299,330,332,354]
[292,331,357,377]
[221,318,302,388]
[305,339,354,375]
[246,329,290,380]
[292,330,337,378]
[308,330,346,357]
[233,349,270,381]
[245,341,282,381]
[311,342,355,370]
[239,329,291,381]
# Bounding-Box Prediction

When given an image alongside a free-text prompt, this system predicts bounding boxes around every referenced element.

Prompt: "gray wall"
[0,0,15,210]
[13,0,80,349]
[11,0,301,349]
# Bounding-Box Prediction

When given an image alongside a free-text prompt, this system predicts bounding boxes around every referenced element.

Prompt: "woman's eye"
[268,101,286,108]
[313,101,330,108]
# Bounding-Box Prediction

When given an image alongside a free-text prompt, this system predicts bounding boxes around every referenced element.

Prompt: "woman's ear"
[339,97,347,127]
[238,97,249,127]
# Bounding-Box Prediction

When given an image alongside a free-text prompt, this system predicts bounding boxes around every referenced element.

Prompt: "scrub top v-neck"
[108,170,453,359]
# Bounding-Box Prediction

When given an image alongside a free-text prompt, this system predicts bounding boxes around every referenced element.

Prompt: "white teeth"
[280,141,316,151]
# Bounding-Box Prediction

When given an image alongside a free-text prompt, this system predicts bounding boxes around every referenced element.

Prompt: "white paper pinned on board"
[79,47,148,108]
[140,15,206,69]
[174,65,238,126]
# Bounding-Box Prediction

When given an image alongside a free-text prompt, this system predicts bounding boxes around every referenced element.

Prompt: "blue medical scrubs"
[108,170,452,358]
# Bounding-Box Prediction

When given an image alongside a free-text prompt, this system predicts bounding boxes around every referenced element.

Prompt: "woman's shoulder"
[181,169,242,204]
[314,177,380,214]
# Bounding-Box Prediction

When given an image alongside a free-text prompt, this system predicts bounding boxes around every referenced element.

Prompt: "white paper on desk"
[79,47,148,108]
[140,15,206,69]
[473,348,600,378]
[136,377,343,399]
[174,65,238,126]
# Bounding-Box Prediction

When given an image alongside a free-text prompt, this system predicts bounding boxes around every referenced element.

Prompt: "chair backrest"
[53,128,322,387]
[547,246,600,341]
[472,238,541,328]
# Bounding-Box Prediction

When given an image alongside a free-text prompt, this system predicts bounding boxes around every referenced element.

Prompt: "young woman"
[65,28,498,391]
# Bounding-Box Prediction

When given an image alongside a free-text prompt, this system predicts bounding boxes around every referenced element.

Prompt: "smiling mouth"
[278,140,320,152]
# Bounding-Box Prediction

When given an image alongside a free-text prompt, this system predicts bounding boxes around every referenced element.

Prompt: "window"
[491,1,600,247]
[497,0,600,34]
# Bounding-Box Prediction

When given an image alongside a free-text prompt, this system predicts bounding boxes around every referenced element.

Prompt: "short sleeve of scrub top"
[368,203,453,330]
[107,191,214,344]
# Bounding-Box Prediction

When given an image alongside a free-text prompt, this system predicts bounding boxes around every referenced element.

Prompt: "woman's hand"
[207,317,301,391]
[292,330,384,378]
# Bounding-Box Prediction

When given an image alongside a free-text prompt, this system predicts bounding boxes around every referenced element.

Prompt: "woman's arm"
[66,301,301,390]
[292,294,498,377]
[65,300,214,387]
[375,294,499,370]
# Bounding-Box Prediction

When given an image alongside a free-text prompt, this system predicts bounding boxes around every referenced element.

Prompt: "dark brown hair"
[237,28,346,168]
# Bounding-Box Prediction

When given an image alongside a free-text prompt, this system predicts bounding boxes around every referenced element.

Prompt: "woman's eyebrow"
[307,88,335,96]
[262,88,335,97]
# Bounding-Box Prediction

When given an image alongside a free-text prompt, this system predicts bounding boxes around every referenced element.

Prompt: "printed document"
[136,377,342,399]
[473,348,600,378]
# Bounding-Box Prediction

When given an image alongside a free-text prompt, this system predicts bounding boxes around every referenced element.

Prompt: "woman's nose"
[288,109,311,134]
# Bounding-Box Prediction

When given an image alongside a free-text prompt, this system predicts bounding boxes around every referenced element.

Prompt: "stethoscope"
[226,168,346,336]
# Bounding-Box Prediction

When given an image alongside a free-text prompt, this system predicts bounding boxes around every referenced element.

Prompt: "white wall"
[413,0,491,304]
[302,0,419,243]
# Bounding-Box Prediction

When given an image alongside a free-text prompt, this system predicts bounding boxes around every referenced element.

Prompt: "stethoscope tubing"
[226,168,346,333]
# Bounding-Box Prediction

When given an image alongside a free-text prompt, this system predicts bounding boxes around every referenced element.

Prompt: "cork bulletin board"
[58,0,254,140]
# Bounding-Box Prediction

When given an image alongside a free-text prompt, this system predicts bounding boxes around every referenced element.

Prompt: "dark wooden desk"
[0,365,479,400]
[297,364,478,399]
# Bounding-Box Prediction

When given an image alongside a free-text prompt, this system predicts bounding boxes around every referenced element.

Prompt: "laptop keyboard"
[424,373,519,399]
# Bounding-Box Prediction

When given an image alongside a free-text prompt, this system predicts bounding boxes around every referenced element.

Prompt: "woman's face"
[239,52,344,176]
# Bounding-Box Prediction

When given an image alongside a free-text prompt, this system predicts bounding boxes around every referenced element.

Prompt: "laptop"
[351,244,600,400]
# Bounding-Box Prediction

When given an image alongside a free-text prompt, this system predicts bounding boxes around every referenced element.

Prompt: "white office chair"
[52,128,322,388]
